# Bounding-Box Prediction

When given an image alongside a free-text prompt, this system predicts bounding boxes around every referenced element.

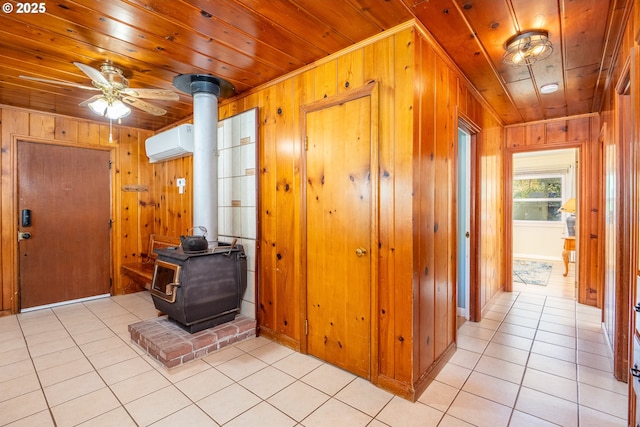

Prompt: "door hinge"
[304,136,308,151]
[305,319,308,335]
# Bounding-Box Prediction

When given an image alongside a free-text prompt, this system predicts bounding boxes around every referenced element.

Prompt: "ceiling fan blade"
[73,62,110,87]
[19,75,99,91]
[78,94,103,107]
[121,88,179,101]
[122,96,167,116]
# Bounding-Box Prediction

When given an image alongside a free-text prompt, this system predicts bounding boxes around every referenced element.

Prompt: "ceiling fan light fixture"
[105,99,131,120]
[503,30,553,66]
[88,96,130,120]
[88,96,109,116]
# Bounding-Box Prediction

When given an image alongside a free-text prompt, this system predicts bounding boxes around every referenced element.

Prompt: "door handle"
[634,303,640,313]
[18,231,32,241]
[631,364,640,379]
[355,247,367,257]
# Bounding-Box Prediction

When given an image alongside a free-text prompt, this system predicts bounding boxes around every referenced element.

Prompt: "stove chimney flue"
[173,74,235,246]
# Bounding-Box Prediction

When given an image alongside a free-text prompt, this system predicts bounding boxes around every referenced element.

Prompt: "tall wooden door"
[18,141,111,309]
[305,95,372,379]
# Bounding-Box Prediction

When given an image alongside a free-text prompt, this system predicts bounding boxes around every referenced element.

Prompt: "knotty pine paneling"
[598,3,638,387]
[208,22,506,399]
[0,107,152,314]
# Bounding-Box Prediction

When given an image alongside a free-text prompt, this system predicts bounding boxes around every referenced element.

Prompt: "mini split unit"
[145,123,194,163]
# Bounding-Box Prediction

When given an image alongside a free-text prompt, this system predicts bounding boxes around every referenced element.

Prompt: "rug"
[513,260,552,286]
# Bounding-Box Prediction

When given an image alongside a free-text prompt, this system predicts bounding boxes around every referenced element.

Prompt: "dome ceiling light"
[540,83,559,94]
[503,30,553,66]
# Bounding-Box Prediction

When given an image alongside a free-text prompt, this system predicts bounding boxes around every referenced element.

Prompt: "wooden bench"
[120,234,181,291]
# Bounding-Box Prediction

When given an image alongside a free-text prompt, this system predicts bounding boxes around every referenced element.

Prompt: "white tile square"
[515,387,577,427]
[522,368,578,402]
[335,377,393,416]
[268,381,329,421]
[50,388,120,426]
[417,380,459,412]
[125,385,191,426]
[216,353,268,382]
[302,397,372,427]
[240,300,256,319]
[448,391,511,427]
[226,401,296,427]
[198,383,261,425]
[300,363,356,395]
[272,352,324,379]
[239,366,296,399]
[377,395,444,427]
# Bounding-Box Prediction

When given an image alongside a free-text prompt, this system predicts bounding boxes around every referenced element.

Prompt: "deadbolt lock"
[18,231,32,241]
[355,247,367,257]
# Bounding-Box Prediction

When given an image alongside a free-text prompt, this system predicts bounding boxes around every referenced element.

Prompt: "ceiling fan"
[20,62,179,119]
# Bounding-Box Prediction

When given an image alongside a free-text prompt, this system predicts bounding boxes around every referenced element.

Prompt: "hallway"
[0,282,627,426]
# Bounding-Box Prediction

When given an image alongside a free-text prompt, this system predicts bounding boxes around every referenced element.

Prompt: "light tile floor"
[0,276,627,426]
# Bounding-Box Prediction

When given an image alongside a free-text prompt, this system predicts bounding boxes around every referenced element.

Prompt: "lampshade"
[558,197,576,214]
[87,96,131,120]
[105,99,131,120]
[87,97,109,116]
[503,30,553,66]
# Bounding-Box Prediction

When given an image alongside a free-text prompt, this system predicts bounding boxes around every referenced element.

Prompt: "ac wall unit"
[145,124,194,163]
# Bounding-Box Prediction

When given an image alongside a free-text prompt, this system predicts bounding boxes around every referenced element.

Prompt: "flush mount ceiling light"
[503,30,553,66]
[540,83,559,94]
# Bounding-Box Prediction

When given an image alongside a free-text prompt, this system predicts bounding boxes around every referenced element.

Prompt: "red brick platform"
[129,315,257,369]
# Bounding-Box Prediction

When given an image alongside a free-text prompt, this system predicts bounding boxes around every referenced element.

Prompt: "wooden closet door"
[305,95,372,378]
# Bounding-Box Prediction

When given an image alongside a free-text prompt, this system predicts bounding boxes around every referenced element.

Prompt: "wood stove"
[150,242,247,333]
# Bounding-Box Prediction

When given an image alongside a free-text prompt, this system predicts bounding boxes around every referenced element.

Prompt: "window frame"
[512,173,565,224]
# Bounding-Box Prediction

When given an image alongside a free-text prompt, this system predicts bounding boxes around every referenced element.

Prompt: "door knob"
[355,247,367,257]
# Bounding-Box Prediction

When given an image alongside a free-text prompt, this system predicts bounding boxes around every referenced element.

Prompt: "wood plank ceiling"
[0,0,626,131]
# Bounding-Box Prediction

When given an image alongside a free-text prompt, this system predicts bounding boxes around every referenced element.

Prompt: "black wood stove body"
[150,243,247,333]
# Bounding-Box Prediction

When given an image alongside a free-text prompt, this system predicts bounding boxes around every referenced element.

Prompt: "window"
[513,175,563,221]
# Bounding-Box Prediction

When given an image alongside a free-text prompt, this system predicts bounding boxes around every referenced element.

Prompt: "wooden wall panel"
[273,79,297,339]
[479,118,504,309]
[390,27,417,388]
[415,37,437,378]
[363,35,396,379]
[0,107,150,314]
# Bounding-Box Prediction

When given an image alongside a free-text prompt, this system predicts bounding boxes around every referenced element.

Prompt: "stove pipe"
[173,74,235,246]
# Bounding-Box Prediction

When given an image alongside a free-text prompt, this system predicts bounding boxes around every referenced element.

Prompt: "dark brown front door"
[17,141,111,309]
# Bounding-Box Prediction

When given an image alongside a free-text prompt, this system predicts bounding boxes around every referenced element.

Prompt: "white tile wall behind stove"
[218,108,258,320]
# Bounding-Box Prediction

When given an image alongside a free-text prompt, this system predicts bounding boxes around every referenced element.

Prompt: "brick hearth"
[129,315,257,369]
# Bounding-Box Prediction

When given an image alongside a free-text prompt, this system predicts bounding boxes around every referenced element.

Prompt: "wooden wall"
[0,20,507,400]
[504,115,603,308]
[209,21,505,399]
[599,0,639,384]
[0,107,153,314]
[412,30,504,391]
